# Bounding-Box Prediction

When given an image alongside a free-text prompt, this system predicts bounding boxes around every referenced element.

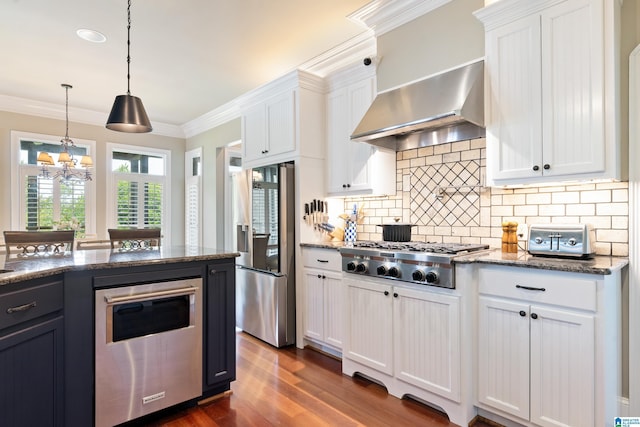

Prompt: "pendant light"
[106,0,152,133]
[38,84,93,181]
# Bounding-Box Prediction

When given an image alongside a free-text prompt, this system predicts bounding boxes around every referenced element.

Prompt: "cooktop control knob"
[425,271,439,284]
[376,265,388,276]
[346,261,357,271]
[355,263,368,273]
[388,266,400,278]
[412,270,426,281]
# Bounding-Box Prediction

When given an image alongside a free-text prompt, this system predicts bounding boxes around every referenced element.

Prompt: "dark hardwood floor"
[138,332,495,427]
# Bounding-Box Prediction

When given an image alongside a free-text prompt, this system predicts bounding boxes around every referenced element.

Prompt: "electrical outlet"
[516,224,528,241]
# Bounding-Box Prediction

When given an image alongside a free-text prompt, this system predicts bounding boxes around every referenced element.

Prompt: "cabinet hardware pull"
[516,285,546,292]
[393,293,398,298]
[533,165,540,171]
[7,301,37,314]
[317,274,322,278]
[105,287,197,304]
[543,164,550,170]
[519,310,526,317]
[317,259,329,263]
[384,291,389,296]
[531,313,538,319]
[209,269,217,275]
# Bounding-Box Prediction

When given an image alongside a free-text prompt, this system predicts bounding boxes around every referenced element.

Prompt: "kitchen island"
[0,246,238,427]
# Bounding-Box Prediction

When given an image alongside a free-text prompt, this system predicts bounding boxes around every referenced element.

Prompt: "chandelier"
[38,84,93,181]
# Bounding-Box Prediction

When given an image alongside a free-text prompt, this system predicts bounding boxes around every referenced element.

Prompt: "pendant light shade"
[106,94,152,133]
[106,0,152,133]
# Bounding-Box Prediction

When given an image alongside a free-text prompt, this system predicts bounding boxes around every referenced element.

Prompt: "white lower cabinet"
[476,264,620,427]
[301,248,343,351]
[343,274,468,425]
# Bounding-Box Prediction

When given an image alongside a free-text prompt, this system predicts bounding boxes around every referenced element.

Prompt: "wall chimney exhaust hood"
[351,60,485,151]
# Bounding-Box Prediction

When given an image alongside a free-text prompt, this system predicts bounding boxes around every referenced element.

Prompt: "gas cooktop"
[340,241,490,289]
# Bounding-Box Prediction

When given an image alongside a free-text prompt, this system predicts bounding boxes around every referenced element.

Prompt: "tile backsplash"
[344,138,629,256]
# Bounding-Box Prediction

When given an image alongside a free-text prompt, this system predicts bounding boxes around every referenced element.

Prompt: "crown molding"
[0,94,185,139]
[348,0,452,36]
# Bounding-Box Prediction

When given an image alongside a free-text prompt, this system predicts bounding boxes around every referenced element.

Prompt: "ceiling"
[0,0,373,133]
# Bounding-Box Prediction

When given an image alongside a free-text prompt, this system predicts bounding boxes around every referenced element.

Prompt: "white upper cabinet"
[476,0,620,185]
[241,70,324,169]
[326,65,396,196]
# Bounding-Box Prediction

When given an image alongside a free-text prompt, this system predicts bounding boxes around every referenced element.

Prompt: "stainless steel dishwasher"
[94,277,202,427]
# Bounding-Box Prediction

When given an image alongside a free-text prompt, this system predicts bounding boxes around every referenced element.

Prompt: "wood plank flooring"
[134,332,494,427]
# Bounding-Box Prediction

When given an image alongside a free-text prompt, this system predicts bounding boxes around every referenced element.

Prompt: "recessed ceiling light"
[77,29,106,43]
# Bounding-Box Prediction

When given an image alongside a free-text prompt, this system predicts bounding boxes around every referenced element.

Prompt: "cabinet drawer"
[479,266,596,311]
[0,281,63,330]
[302,247,342,271]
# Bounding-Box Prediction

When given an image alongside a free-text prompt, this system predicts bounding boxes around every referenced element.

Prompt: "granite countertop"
[0,246,239,286]
[454,248,628,275]
[300,241,345,250]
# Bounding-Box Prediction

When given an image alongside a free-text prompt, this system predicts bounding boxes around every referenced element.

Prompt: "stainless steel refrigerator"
[235,162,295,347]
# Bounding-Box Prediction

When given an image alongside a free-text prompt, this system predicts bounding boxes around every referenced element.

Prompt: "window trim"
[106,143,172,246]
[10,130,96,234]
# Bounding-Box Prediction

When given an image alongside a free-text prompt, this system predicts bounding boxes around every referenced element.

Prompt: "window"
[107,144,171,245]
[10,131,96,236]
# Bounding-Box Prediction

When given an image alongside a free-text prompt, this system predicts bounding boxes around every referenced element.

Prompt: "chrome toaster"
[528,224,595,258]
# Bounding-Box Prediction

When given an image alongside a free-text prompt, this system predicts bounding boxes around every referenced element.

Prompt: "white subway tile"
[514,205,539,216]
[579,216,611,229]
[425,155,443,165]
[402,149,417,160]
[443,152,461,163]
[539,204,565,216]
[491,205,514,216]
[452,226,471,236]
[451,140,470,152]
[551,216,579,224]
[526,193,552,205]
[566,204,595,216]
[461,149,481,161]
[596,203,629,216]
[612,216,629,229]
[552,191,580,204]
[471,138,486,150]
[417,146,434,157]
[502,194,526,205]
[434,144,451,154]
[397,159,411,170]
[596,229,628,243]
[410,157,426,168]
[612,189,628,202]
[612,243,629,257]
[513,187,539,194]
[581,190,611,203]
[594,241,611,256]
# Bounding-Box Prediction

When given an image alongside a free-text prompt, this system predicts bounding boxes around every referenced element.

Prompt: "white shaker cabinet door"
[540,0,605,178]
[322,271,344,349]
[343,277,393,375]
[485,13,542,182]
[302,268,325,342]
[477,296,530,420]
[529,304,595,427]
[393,287,461,402]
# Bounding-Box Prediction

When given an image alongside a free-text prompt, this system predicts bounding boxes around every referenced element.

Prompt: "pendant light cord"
[61,83,73,145]
[126,0,131,96]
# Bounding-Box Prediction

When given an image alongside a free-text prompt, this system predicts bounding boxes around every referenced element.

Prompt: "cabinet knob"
[543,164,550,170]
[342,184,351,188]
[317,274,322,278]
[531,313,538,320]
[519,310,526,317]
[532,165,540,171]
[384,291,389,296]
[322,275,326,279]
[393,292,398,298]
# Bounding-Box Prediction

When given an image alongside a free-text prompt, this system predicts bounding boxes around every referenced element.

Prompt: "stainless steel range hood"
[351,60,485,151]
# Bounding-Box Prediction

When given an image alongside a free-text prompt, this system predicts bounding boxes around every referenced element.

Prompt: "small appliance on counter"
[527,224,595,258]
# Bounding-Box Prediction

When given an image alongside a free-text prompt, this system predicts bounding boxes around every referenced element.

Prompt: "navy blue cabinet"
[0,279,64,427]
[203,260,236,397]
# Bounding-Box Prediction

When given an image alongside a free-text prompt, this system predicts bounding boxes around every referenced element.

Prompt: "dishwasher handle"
[105,286,197,305]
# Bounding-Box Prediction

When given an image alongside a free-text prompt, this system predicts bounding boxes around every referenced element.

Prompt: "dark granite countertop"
[0,246,239,286]
[300,241,345,251]
[454,249,628,275]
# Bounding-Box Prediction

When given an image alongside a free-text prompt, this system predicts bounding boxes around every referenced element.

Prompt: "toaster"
[527,224,595,258]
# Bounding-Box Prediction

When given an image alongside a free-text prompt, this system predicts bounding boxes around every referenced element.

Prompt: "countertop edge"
[453,249,628,275]
[300,242,344,251]
[0,250,240,287]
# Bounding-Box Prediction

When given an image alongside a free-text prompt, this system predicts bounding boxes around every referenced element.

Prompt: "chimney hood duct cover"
[351,61,485,151]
